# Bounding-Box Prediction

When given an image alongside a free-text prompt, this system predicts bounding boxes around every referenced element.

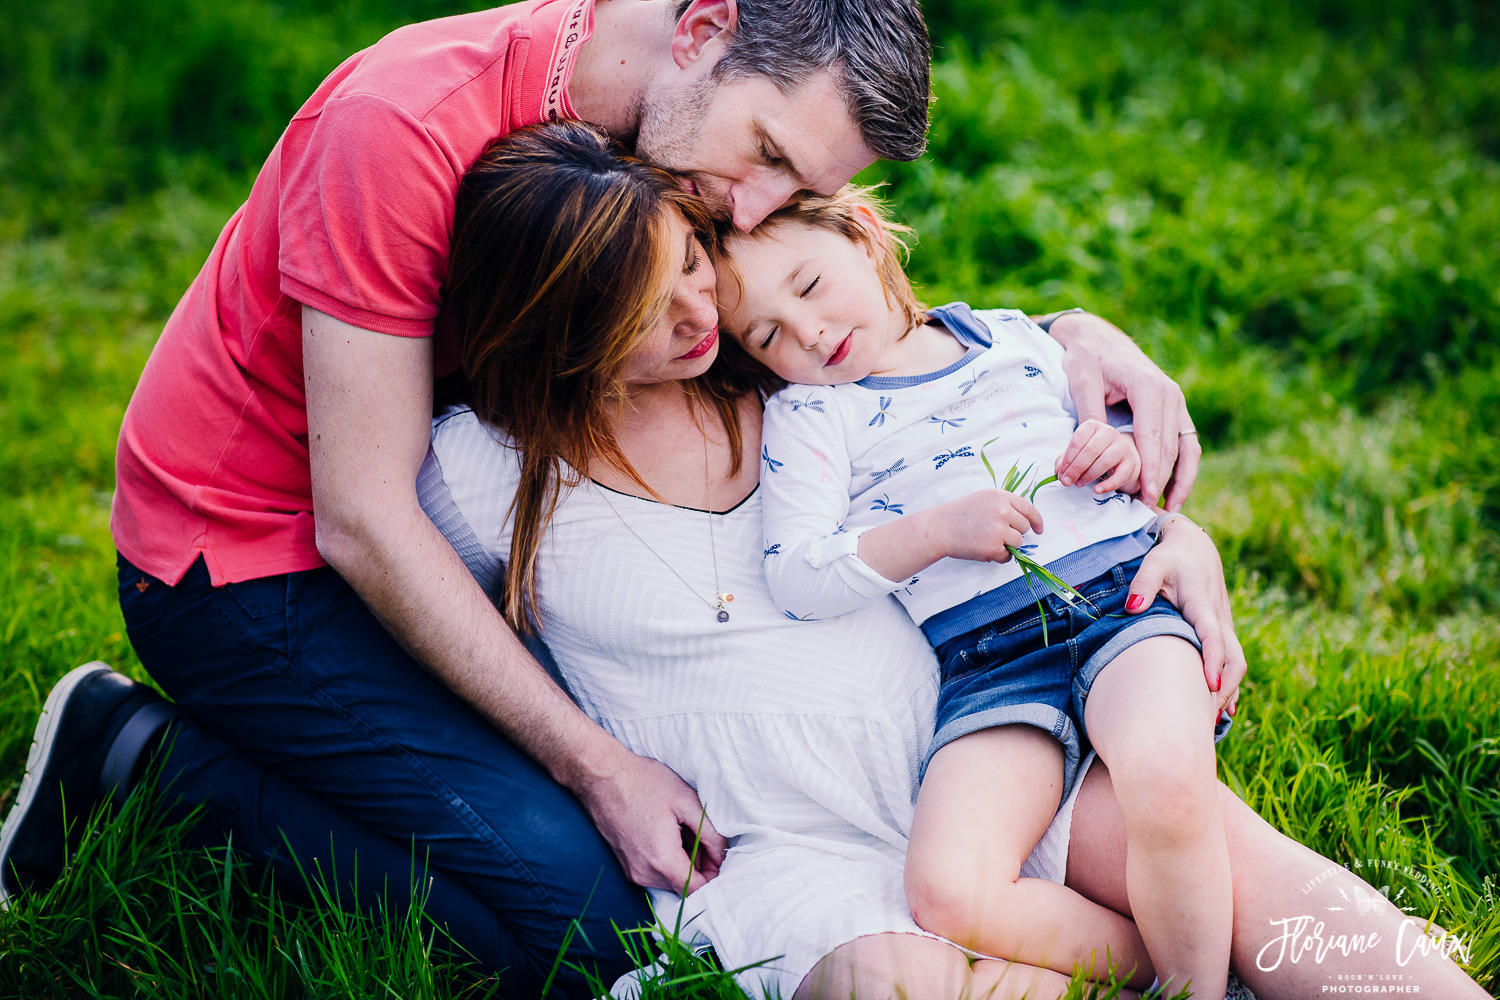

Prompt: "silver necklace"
[595,433,734,623]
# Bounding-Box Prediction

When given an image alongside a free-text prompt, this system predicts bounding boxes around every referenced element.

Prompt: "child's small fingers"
[1010,495,1045,534]
[1095,463,1130,493]
[1059,435,1110,487]
[1055,428,1099,483]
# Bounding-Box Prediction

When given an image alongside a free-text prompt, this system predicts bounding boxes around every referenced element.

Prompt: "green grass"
[2,0,1498,995]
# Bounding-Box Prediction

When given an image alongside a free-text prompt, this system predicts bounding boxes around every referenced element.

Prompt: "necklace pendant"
[716,609,730,623]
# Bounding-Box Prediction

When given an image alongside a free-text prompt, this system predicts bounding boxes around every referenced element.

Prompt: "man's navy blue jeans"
[117,553,651,996]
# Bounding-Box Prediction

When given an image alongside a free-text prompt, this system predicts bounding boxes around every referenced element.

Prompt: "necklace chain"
[595,430,733,623]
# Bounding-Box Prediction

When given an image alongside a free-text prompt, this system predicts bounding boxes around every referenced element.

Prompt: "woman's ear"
[671,0,738,70]
[851,203,889,258]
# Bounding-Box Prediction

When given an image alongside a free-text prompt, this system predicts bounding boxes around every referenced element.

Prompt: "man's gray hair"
[676,0,932,161]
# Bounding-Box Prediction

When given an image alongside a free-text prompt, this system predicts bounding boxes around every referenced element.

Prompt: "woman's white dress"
[421,410,1093,999]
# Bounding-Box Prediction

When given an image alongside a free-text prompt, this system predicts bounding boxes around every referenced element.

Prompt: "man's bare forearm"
[316,503,627,793]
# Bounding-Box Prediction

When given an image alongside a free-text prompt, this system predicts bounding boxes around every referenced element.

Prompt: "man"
[0,0,1201,993]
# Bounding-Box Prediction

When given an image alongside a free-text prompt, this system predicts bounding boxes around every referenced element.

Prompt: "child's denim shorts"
[924,555,1232,796]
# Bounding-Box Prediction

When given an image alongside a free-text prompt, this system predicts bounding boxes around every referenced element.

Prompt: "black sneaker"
[0,662,172,907]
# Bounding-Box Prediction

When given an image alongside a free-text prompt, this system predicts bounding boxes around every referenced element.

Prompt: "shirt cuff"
[802,528,903,598]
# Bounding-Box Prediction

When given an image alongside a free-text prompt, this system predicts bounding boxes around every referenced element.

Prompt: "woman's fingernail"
[1126,593,1144,612]
[1146,481,1159,498]
[1061,476,1072,486]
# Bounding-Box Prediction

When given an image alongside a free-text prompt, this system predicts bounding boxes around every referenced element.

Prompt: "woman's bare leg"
[793,932,1142,1000]
[1065,762,1491,999]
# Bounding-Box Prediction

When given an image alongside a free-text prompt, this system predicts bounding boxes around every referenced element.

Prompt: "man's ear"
[851,203,889,255]
[671,0,738,70]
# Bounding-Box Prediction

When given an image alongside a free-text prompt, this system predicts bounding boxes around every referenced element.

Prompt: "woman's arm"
[302,306,726,892]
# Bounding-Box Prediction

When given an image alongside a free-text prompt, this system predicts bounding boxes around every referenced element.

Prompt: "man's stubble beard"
[631,77,730,218]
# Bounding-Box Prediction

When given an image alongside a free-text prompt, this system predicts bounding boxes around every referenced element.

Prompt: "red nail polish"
[1126,593,1144,612]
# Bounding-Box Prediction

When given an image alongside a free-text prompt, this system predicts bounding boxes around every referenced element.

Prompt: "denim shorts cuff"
[1076,616,1201,700]
[922,703,1082,795]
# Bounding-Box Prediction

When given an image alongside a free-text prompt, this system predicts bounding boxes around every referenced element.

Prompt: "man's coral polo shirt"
[112,0,593,586]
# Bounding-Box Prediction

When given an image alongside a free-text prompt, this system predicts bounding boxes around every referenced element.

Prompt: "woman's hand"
[1046,311,1200,512]
[1125,517,1245,718]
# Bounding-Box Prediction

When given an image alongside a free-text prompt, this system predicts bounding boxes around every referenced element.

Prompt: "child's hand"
[935,489,1046,564]
[1055,420,1142,495]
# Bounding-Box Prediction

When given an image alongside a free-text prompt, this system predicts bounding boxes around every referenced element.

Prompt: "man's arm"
[302,305,725,892]
[1033,310,1201,512]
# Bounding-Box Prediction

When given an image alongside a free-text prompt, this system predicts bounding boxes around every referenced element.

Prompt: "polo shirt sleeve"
[278,94,458,337]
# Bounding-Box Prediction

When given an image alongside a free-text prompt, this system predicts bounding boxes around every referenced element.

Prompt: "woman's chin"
[673,344,721,378]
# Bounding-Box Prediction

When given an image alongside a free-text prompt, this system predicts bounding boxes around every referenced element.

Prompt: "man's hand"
[1124,517,1244,719]
[302,306,728,892]
[1055,420,1141,495]
[1046,312,1201,511]
[578,751,729,895]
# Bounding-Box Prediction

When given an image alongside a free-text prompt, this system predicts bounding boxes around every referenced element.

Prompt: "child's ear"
[850,203,888,258]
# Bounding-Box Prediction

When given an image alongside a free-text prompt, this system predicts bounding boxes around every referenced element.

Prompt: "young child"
[716,187,1237,997]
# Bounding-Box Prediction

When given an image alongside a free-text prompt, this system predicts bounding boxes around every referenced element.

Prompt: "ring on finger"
[1178,428,1199,437]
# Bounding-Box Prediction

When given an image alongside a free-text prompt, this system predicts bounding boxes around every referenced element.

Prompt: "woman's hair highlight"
[445,120,752,632]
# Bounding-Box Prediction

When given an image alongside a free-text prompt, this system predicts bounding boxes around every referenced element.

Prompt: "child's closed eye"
[800,276,820,297]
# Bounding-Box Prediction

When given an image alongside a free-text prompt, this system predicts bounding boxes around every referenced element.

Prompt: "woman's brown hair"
[445,120,759,632]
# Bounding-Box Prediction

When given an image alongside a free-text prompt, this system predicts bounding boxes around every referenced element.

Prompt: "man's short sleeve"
[278,94,458,336]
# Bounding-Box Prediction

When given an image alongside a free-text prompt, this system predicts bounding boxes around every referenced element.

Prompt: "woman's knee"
[795,934,973,1000]
[970,958,1077,1000]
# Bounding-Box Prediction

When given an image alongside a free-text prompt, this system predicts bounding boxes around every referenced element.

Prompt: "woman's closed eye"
[684,248,703,275]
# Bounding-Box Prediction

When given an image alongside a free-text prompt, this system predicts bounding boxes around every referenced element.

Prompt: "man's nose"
[731,180,800,233]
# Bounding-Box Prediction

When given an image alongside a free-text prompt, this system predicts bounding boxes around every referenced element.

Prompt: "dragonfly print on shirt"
[958,369,988,395]
[868,396,894,427]
[762,445,783,474]
[789,393,827,414]
[870,494,905,515]
[932,447,975,470]
[870,457,907,484]
[929,415,967,435]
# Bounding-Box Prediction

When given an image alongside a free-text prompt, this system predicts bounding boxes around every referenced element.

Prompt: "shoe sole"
[0,661,111,910]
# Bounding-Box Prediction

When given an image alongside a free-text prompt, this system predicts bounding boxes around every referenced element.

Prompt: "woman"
[422,119,1488,999]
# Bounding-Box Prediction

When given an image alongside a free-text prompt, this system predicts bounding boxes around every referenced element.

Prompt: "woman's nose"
[674,277,718,330]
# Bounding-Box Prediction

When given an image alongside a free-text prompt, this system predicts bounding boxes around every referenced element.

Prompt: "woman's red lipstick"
[677,325,719,361]
[825,333,853,367]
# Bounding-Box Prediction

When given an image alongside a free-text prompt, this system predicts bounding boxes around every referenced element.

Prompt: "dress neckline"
[588,479,760,516]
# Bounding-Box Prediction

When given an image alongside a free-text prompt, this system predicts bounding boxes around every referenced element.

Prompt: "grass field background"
[2,0,1498,996]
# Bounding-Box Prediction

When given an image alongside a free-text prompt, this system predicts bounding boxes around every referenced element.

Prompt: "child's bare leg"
[905,725,1153,988]
[1083,635,1232,999]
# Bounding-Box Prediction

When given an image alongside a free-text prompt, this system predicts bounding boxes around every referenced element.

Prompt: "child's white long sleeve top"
[759,303,1158,647]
